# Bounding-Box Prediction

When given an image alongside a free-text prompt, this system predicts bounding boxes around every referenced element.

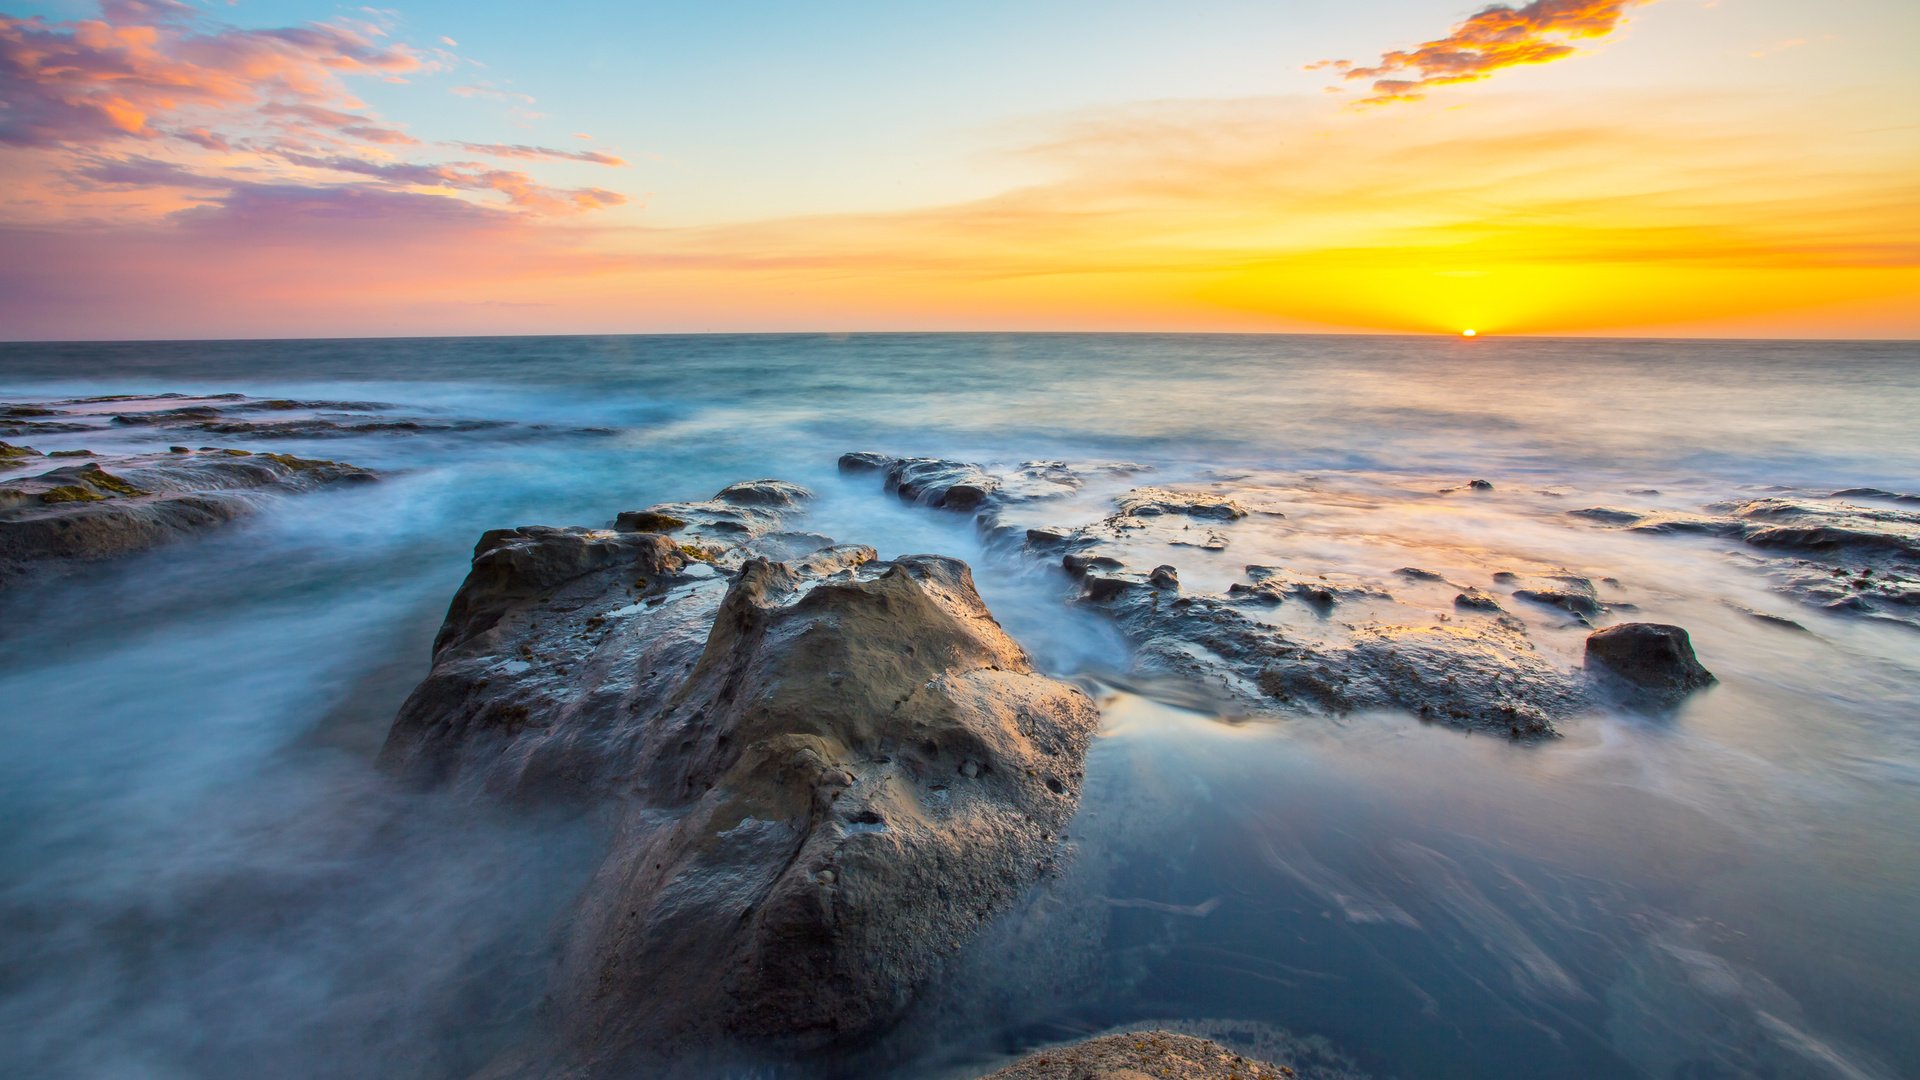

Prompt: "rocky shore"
[839,451,1720,737]
[360,456,1747,1075]
[0,441,373,587]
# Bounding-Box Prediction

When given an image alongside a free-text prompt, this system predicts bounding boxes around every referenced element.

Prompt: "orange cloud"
[1316,0,1650,104]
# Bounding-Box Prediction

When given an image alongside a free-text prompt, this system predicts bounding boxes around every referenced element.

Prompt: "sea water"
[1,333,1915,1079]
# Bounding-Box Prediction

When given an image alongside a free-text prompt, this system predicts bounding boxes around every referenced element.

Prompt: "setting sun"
[1462,329,1477,337]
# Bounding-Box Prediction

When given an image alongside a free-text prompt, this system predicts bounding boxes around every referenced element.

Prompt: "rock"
[1569,490,1920,628]
[547,553,1095,1060]
[1,392,608,443]
[382,491,1099,1067]
[1148,564,1180,590]
[1235,566,1390,611]
[1501,573,1603,617]
[978,1030,1292,1080]
[0,448,373,587]
[1454,588,1503,611]
[1584,623,1715,698]
[1568,506,1645,525]
[1396,566,1445,581]
[1468,479,1494,491]
[0,441,42,466]
[1115,487,1247,521]
[842,451,1589,738]
[883,457,1001,510]
[616,481,816,552]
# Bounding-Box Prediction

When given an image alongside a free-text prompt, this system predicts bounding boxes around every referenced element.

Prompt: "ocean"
[2,333,1916,1079]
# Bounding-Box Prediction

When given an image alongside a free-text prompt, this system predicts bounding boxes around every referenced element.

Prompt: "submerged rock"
[978,1031,1293,1080]
[1568,491,1920,628]
[383,483,1099,1069]
[1585,623,1715,699]
[0,391,611,443]
[0,447,373,587]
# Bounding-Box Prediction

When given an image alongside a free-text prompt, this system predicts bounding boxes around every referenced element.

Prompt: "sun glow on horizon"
[1462,329,1477,337]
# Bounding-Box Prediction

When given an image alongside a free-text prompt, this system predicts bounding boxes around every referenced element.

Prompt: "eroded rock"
[382,484,1100,1068]
[978,1030,1293,1080]
[0,447,374,587]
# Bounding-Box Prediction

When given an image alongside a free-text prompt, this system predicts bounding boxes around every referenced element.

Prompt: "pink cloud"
[1315,0,1650,104]
[0,3,632,222]
[0,8,423,147]
[452,142,627,166]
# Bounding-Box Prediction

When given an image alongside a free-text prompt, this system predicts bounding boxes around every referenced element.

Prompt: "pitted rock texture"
[382,480,1099,1070]
[978,1031,1292,1080]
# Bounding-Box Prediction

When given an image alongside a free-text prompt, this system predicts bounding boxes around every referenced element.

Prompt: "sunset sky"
[2,0,1916,340]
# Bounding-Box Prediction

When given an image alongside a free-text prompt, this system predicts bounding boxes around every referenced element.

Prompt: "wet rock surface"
[382,480,1100,1071]
[1568,491,1920,629]
[1585,623,1716,700]
[977,1030,1292,1080]
[841,452,1609,737]
[0,444,374,586]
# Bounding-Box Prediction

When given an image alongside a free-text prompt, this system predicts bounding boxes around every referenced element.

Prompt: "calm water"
[1,334,1916,1079]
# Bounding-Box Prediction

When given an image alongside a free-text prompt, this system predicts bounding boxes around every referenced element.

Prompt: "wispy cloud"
[1312,0,1650,105]
[452,142,626,166]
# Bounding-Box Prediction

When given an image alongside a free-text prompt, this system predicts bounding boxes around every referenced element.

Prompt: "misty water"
[2,334,1917,1079]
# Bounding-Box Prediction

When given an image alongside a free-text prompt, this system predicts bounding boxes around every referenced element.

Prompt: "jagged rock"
[1148,565,1180,590]
[1585,623,1715,699]
[0,448,373,587]
[382,489,1100,1068]
[979,1030,1292,1080]
[552,554,1098,1062]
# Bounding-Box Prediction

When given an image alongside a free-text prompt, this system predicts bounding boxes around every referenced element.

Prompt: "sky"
[1,0,1916,340]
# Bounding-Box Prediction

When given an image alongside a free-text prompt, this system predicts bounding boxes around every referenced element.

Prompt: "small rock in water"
[1149,565,1180,590]
[1455,589,1503,611]
[1585,622,1715,699]
[1468,479,1494,491]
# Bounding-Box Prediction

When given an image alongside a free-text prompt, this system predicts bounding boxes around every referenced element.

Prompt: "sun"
[1461,328,1477,337]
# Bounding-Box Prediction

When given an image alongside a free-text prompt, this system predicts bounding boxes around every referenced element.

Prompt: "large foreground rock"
[382,481,1100,1071]
[0,445,373,587]
[979,1031,1292,1080]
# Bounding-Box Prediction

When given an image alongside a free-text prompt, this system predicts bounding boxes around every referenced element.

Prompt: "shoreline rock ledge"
[379,479,1100,1073]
